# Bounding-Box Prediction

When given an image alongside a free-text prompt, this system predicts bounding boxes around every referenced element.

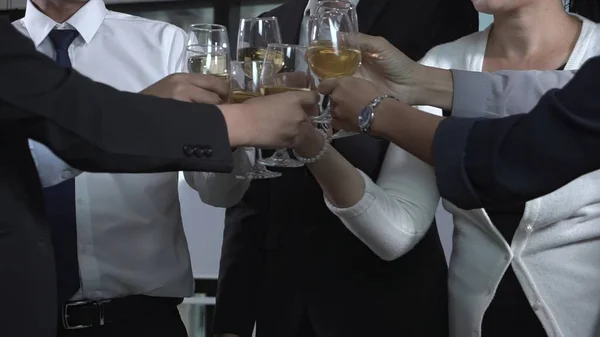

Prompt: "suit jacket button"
[204,148,213,157]
[194,147,205,158]
[183,145,195,157]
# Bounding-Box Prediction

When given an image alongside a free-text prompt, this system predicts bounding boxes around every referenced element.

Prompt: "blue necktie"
[44,29,81,305]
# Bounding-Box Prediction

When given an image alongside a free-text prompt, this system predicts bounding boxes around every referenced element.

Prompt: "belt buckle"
[62,300,109,330]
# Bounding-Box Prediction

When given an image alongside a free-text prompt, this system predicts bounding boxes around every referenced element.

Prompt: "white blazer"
[325,15,600,337]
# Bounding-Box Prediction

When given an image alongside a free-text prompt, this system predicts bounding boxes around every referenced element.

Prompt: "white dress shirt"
[13,0,196,300]
[186,0,361,207]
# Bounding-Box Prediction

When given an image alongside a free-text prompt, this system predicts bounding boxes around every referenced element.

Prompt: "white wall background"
[181,12,496,278]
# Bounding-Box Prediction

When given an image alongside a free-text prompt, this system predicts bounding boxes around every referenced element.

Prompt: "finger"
[309,75,318,90]
[294,90,321,106]
[321,123,334,138]
[318,78,339,95]
[355,33,380,52]
[185,74,231,99]
[185,87,222,105]
[331,119,345,132]
[303,101,320,117]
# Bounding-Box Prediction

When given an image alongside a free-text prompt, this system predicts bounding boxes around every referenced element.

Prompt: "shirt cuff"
[433,118,482,209]
[324,170,376,219]
[450,69,492,118]
[29,139,81,187]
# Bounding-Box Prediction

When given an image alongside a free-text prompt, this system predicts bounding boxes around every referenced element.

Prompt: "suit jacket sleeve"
[0,19,233,174]
[451,68,577,118]
[434,56,600,209]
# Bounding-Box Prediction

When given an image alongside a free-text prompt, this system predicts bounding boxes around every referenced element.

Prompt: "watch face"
[358,106,373,130]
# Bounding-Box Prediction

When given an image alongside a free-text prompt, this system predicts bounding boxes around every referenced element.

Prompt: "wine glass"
[237,17,282,78]
[258,44,316,168]
[186,24,231,79]
[307,11,361,139]
[230,61,282,180]
[235,17,283,180]
[315,0,359,31]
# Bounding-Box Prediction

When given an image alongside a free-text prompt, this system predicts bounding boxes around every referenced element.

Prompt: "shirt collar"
[303,0,360,17]
[23,0,107,47]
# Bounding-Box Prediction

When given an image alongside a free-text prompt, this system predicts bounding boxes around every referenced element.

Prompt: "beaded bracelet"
[292,129,331,164]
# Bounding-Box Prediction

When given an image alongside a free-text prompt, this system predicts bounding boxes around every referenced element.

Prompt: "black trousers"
[57,302,187,337]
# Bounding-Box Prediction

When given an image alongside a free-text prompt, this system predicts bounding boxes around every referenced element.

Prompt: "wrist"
[293,128,330,164]
[409,65,454,110]
[294,127,325,158]
[219,104,250,148]
[369,98,401,138]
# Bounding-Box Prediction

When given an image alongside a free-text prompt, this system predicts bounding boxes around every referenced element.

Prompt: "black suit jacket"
[435,56,600,210]
[0,19,233,337]
[214,1,478,337]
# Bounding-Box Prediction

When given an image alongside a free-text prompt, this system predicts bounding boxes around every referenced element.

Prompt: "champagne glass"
[186,24,231,79]
[235,17,283,180]
[315,0,359,31]
[230,61,282,180]
[258,44,316,168]
[237,17,283,78]
[307,11,361,139]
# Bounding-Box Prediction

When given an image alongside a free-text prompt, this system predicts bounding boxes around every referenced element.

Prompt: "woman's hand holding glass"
[351,33,423,104]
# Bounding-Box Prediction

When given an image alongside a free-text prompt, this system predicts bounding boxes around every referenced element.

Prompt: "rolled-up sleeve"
[438,68,578,209]
[450,70,494,118]
[451,69,575,119]
[435,55,600,209]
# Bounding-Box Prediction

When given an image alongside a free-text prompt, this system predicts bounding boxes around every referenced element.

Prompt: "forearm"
[435,58,600,209]
[296,130,365,208]
[404,65,454,110]
[400,65,575,119]
[295,131,438,261]
[218,105,250,148]
[450,69,576,118]
[370,99,442,166]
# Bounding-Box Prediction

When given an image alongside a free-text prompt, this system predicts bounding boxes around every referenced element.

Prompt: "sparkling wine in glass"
[258,44,317,168]
[186,24,231,79]
[307,11,361,139]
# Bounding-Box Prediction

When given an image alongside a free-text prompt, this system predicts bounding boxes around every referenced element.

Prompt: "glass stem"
[272,149,291,159]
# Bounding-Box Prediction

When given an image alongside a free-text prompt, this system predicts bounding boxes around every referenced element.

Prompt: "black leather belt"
[59,295,182,330]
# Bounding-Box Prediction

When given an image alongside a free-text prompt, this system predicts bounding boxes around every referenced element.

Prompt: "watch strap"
[359,94,400,133]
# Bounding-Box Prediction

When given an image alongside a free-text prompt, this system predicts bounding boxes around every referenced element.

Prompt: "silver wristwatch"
[357,95,399,134]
